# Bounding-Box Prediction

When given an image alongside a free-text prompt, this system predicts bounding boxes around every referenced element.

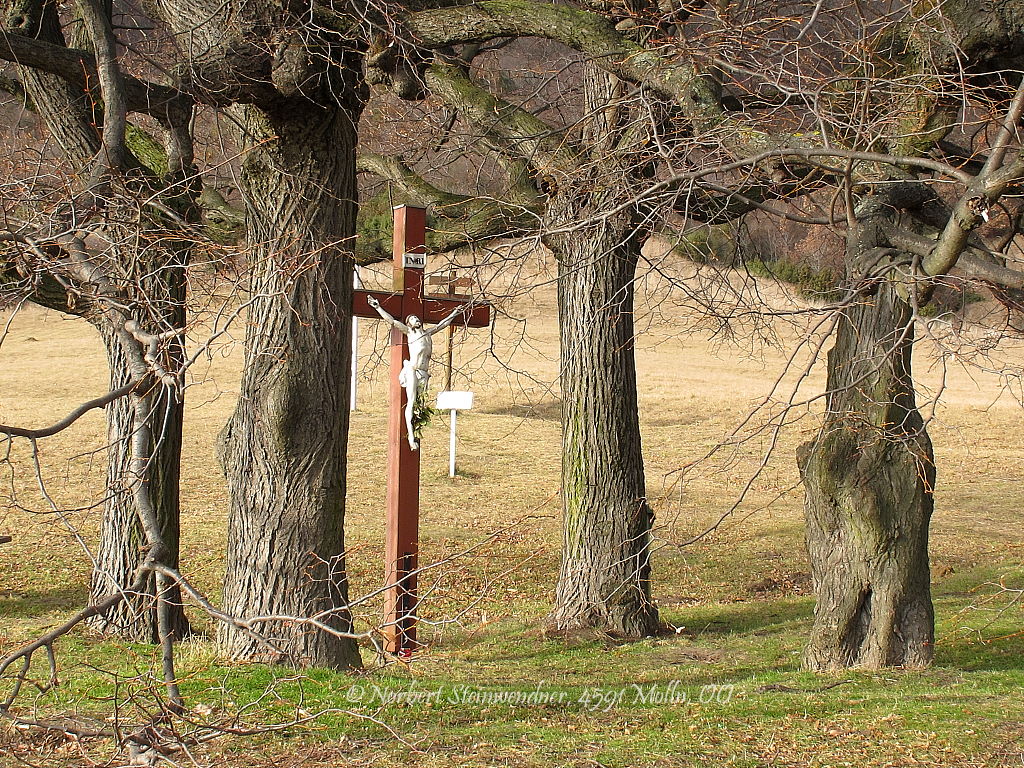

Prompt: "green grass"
[4,281,1024,765]
[4,564,1024,766]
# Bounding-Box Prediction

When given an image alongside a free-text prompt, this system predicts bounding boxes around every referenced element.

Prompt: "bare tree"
[6,0,1024,696]
[0,0,365,666]
[359,51,662,635]
[1,0,195,642]
[354,0,1024,664]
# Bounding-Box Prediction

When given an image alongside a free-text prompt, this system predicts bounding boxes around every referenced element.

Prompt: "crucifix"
[351,204,491,657]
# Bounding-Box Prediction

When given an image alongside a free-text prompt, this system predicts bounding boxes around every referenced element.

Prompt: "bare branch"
[982,77,1024,176]
[403,0,723,130]
[0,29,190,121]
[0,382,137,439]
[76,0,129,169]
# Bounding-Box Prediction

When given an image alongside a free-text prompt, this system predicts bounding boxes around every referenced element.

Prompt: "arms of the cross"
[352,289,490,329]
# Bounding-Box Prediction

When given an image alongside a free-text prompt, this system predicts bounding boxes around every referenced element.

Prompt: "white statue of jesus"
[366,296,466,450]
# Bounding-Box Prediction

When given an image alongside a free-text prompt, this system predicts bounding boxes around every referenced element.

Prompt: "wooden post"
[350,206,491,657]
[428,271,475,392]
[384,204,425,657]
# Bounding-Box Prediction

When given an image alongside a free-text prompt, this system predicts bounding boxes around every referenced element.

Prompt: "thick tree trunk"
[4,0,100,165]
[216,102,361,668]
[87,324,190,642]
[5,0,191,643]
[798,225,934,670]
[544,64,659,638]
[544,207,659,637]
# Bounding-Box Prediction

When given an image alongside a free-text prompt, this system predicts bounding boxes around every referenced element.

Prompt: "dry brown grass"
[4,253,1024,767]
[1,252,1023,642]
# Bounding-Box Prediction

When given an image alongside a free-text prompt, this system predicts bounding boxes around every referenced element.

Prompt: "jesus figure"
[366,295,467,450]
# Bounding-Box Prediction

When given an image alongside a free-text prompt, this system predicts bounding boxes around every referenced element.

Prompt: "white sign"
[437,390,474,411]
[402,252,426,269]
[437,391,475,478]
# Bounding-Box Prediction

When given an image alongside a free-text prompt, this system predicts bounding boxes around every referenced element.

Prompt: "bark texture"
[4,0,191,642]
[136,0,368,667]
[87,324,190,642]
[4,0,99,165]
[216,102,362,668]
[798,207,935,670]
[545,209,658,637]
[545,65,658,638]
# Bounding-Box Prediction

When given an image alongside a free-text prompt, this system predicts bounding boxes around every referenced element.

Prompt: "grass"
[4,578,1023,766]
[3,248,1024,765]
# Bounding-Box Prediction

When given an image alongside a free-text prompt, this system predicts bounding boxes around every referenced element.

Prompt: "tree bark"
[87,324,190,642]
[545,206,659,637]
[798,214,935,670]
[3,0,101,165]
[216,101,362,668]
[543,65,658,638]
[4,0,191,642]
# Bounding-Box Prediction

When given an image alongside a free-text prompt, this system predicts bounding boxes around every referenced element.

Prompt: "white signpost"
[436,390,475,478]
[351,268,362,411]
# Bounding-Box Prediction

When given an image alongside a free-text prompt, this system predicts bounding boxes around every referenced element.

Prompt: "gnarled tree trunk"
[544,64,659,638]
[216,101,362,668]
[545,208,658,637]
[798,218,934,670]
[4,0,191,642]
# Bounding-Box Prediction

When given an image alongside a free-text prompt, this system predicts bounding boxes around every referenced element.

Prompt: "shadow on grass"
[0,584,89,618]
[451,599,813,667]
[679,588,1024,674]
[929,563,1024,672]
[482,400,562,421]
[670,597,814,636]
[934,636,1024,672]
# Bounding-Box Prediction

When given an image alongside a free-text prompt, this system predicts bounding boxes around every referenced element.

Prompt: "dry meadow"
[1,250,1023,766]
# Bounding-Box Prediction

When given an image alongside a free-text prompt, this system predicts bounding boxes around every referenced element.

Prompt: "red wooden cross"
[351,204,490,657]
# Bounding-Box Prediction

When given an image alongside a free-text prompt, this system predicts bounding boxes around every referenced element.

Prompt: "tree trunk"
[5,0,191,643]
[544,206,659,637]
[798,226,934,670]
[87,324,190,642]
[217,102,361,668]
[4,0,101,165]
[544,63,659,638]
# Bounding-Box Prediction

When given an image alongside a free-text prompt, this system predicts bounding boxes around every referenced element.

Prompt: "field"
[2,250,1024,766]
